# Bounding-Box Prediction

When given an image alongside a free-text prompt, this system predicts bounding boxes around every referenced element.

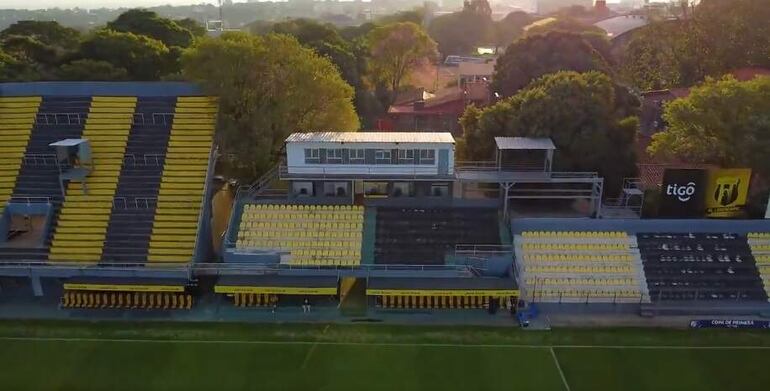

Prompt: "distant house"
[382,82,491,136]
[593,14,649,40]
[457,61,495,86]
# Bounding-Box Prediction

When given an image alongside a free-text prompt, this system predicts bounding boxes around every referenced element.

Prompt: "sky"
[3,0,630,10]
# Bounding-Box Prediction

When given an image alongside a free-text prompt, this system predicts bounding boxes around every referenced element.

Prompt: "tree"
[176,18,207,37]
[0,20,80,49]
[376,7,426,25]
[493,11,533,48]
[524,17,605,37]
[107,9,194,48]
[492,31,611,97]
[0,48,39,81]
[57,59,129,81]
[461,71,639,191]
[182,32,359,181]
[367,22,437,106]
[648,76,770,176]
[77,29,172,80]
[621,0,770,90]
[428,0,495,57]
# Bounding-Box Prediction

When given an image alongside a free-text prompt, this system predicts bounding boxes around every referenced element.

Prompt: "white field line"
[1,336,770,350]
[550,347,571,391]
[300,324,330,369]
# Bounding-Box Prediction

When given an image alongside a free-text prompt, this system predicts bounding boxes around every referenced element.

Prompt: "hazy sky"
[2,1,220,9]
[3,0,628,10]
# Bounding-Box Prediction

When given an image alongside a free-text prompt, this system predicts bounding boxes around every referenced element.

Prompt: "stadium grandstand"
[2,81,770,324]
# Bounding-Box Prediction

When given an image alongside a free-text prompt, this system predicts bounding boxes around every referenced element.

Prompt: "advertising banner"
[704,168,752,218]
[659,169,707,218]
[689,319,770,329]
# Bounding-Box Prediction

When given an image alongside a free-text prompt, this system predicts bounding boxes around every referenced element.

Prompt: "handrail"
[123,153,164,167]
[280,165,451,179]
[455,244,514,255]
[8,196,52,205]
[132,112,175,126]
[247,163,280,197]
[113,197,157,210]
[23,154,58,166]
[35,112,82,125]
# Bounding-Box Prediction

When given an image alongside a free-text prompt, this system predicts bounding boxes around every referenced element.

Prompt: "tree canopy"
[461,71,639,191]
[77,29,172,80]
[491,31,611,97]
[621,0,770,90]
[182,32,359,181]
[107,9,195,48]
[0,20,80,49]
[367,22,437,105]
[648,76,770,177]
[428,0,494,57]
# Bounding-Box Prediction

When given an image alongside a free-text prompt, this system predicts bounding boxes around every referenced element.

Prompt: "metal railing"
[132,112,175,126]
[454,244,514,256]
[279,164,449,180]
[123,153,164,167]
[455,161,546,172]
[23,154,58,167]
[113,197,157,210]
[8,196,52,205]
[35,112,82,126]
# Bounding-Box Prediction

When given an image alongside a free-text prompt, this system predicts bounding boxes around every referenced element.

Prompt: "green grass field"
[1,321,770,391]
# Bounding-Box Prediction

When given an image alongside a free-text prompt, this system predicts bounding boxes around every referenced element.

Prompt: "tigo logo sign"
[666,182,697,202]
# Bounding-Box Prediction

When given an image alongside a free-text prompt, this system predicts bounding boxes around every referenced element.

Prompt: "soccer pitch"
[1,321,770,391]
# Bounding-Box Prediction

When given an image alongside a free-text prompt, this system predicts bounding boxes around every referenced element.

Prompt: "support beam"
[30,275,44,297]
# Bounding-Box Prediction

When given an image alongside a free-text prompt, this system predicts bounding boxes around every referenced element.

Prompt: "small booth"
[494,137,555,172]
[49,138,92,195]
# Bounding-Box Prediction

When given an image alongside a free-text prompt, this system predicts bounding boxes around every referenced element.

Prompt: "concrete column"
[30,275,44,297]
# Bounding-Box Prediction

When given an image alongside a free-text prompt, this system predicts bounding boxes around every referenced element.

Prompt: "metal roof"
[49,138,88,147]
[286,132,455,144]
[495,137,555,150]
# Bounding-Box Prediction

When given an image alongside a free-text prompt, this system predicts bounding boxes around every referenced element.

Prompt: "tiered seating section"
[237,204,364,266]
[639,233,766,301]
[147,96,217,263]
[0,96,40,208]
[61,291,192,310]
[377,295,512,310]
[375,207,500,265]
[231,293,277,307]
[101,97,175,262]
[748,233,770,298]
[49,97,137,262]
[0,97,90,261]
[516,231,649,303]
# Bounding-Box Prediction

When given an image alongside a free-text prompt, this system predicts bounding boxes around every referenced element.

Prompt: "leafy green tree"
[648,76,770,176]
[367,22,437,105]
[0,20,80,49]
[428,0,495,57]
[182,32,359,181]
[1,35,58,66]
[461,71,639,191]
[57,59,129,81]
[107,9,194,48]
[0,48,39,81]
[176,18,207,37]
[492,31,611,97]
[77,29,172,80]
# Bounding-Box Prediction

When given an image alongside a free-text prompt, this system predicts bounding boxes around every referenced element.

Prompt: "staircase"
[101,97,175,263]
[49,97,136,263]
